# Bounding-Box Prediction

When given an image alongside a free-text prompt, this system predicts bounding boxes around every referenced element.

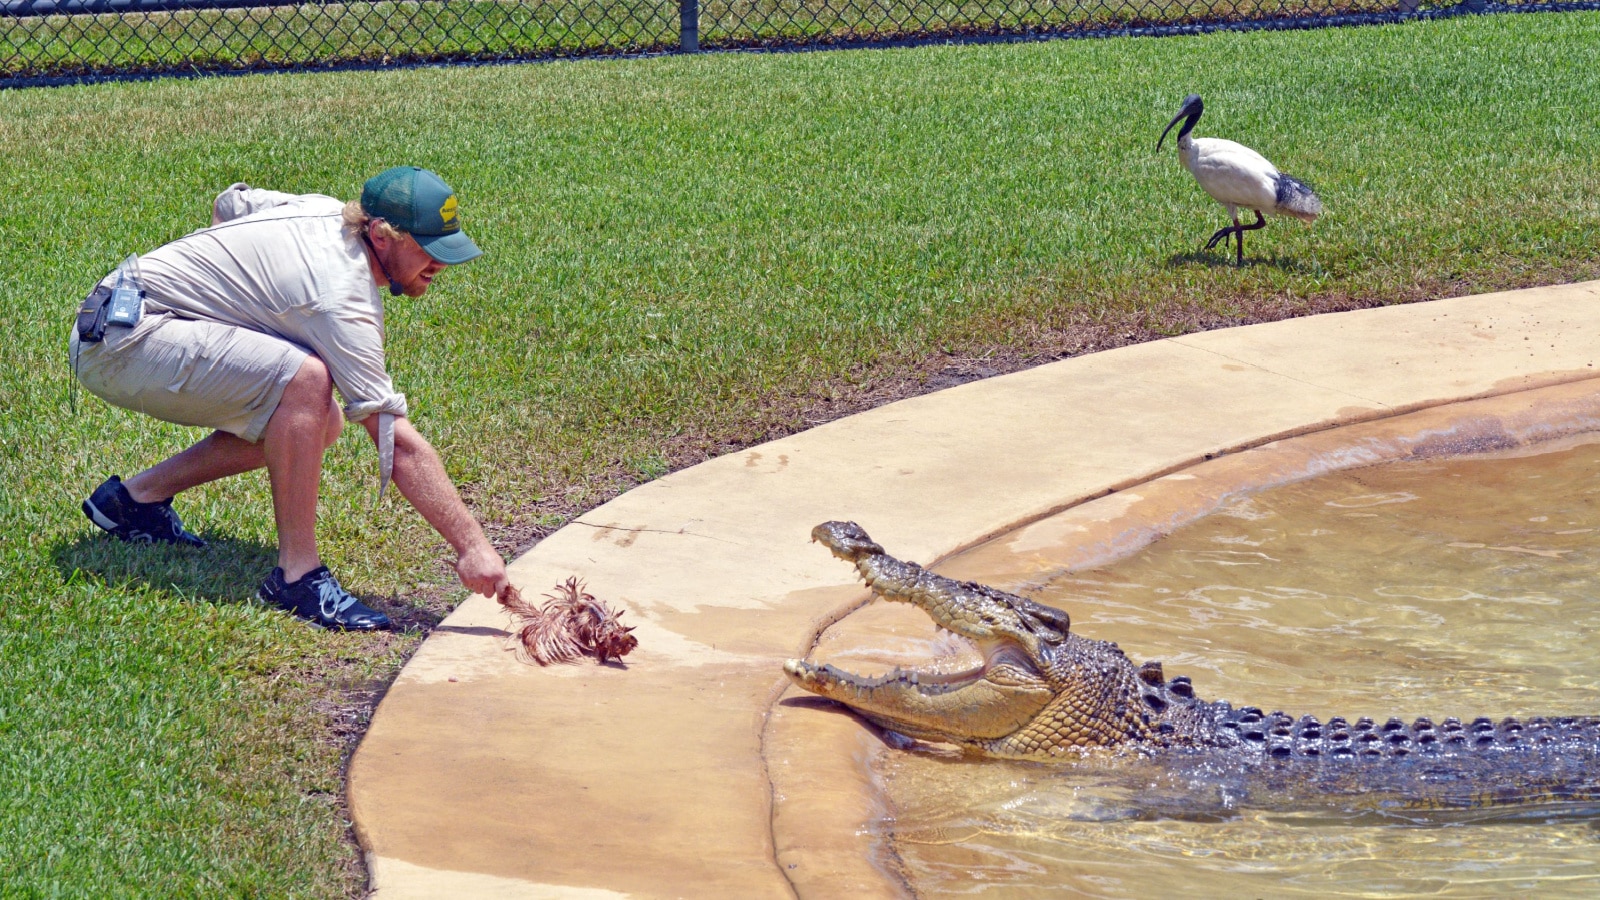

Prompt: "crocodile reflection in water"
[784,521,1600,808]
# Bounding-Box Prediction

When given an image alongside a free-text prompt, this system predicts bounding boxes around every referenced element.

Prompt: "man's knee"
[272,356,336,437]
[290,355,334,397]
[287,357,344,447]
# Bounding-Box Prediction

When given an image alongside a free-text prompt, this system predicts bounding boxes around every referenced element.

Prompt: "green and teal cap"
[360,166,482,265]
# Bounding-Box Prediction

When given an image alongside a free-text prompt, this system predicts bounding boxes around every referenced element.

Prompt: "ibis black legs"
[1205,209,1267,265]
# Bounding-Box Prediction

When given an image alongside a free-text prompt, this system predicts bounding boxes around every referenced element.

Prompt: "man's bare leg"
[123,356,343,582]
[259,357,340,582]
[124,431,268,502]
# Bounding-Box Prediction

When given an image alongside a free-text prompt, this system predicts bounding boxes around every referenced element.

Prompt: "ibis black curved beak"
[1156,93,1204,153]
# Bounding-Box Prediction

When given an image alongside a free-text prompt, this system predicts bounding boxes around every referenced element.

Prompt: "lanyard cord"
[362,230,403,297]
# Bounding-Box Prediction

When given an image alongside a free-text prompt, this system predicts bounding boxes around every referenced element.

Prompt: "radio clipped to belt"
[76,254,144,344]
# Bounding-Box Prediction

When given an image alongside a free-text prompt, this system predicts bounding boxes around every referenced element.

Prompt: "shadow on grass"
[50,530,440,631]
[53,530,278,605]
[1163,249,1312,271]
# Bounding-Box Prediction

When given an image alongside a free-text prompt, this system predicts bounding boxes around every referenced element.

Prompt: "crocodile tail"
[1273,174,1323,223]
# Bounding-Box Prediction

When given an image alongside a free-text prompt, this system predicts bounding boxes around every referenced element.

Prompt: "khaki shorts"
[69,311,308,443]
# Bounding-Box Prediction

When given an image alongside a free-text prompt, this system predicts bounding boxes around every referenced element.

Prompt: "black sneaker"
[258,566,392,631]
[82,475,207,547]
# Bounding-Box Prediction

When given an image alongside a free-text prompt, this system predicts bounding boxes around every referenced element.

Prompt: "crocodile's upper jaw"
[807,521,1071,654]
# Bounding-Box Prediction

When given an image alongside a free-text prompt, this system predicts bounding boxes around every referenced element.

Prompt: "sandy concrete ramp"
[350,280,1600,898]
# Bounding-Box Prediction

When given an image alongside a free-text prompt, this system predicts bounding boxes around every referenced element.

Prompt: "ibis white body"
[1158,94,1322,264]
[1176,135,1321,225]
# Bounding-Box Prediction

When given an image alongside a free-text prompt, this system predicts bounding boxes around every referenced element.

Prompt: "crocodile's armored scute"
[784,521,1600,805]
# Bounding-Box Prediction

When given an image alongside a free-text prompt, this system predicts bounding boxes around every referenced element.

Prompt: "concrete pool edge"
[773,378,1600,894]
[348,279,1600,899]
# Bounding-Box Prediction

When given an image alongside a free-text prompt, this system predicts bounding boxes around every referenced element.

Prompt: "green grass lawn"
[2,11,1598,895]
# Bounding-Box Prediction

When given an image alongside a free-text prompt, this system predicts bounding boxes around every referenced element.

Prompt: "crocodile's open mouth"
[784,641,1042,697]
[783,522,1063,745]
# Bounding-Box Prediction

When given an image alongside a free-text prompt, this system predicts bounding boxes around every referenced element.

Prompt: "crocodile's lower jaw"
[782,652,1055,744]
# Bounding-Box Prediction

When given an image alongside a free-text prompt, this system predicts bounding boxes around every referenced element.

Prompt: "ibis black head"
[1157,94,1204,153]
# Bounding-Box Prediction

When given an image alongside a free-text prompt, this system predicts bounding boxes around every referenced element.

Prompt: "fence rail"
[1,0,1594,85]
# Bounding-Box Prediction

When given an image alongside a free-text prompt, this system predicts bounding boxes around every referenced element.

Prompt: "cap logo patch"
[439,195,459,232]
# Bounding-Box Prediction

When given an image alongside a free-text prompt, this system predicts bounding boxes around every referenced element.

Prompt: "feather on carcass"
[498,577,638,666]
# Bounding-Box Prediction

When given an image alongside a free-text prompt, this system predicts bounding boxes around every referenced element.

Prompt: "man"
[70,166,509,630]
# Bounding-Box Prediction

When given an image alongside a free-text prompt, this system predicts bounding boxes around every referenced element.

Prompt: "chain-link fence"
[1,0,1594,85]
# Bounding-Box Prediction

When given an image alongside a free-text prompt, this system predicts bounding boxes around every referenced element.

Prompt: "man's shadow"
[54,530,276,605]
[51,531,442,631]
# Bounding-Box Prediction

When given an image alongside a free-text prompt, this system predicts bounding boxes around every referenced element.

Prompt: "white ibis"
[1157,94,1322,266]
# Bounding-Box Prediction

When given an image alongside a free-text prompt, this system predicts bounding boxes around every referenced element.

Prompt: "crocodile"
[784,521,1600,808]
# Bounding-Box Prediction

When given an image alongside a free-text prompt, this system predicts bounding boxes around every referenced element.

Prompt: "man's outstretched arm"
[362,414,508,598]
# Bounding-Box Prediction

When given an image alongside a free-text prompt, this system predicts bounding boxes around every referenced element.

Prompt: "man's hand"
[457,541,509,598]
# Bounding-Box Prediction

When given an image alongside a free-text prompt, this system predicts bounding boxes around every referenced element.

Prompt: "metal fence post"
[680,0,700,52]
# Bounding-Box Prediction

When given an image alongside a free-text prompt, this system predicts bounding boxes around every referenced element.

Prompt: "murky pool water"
[881,438,1600,897]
